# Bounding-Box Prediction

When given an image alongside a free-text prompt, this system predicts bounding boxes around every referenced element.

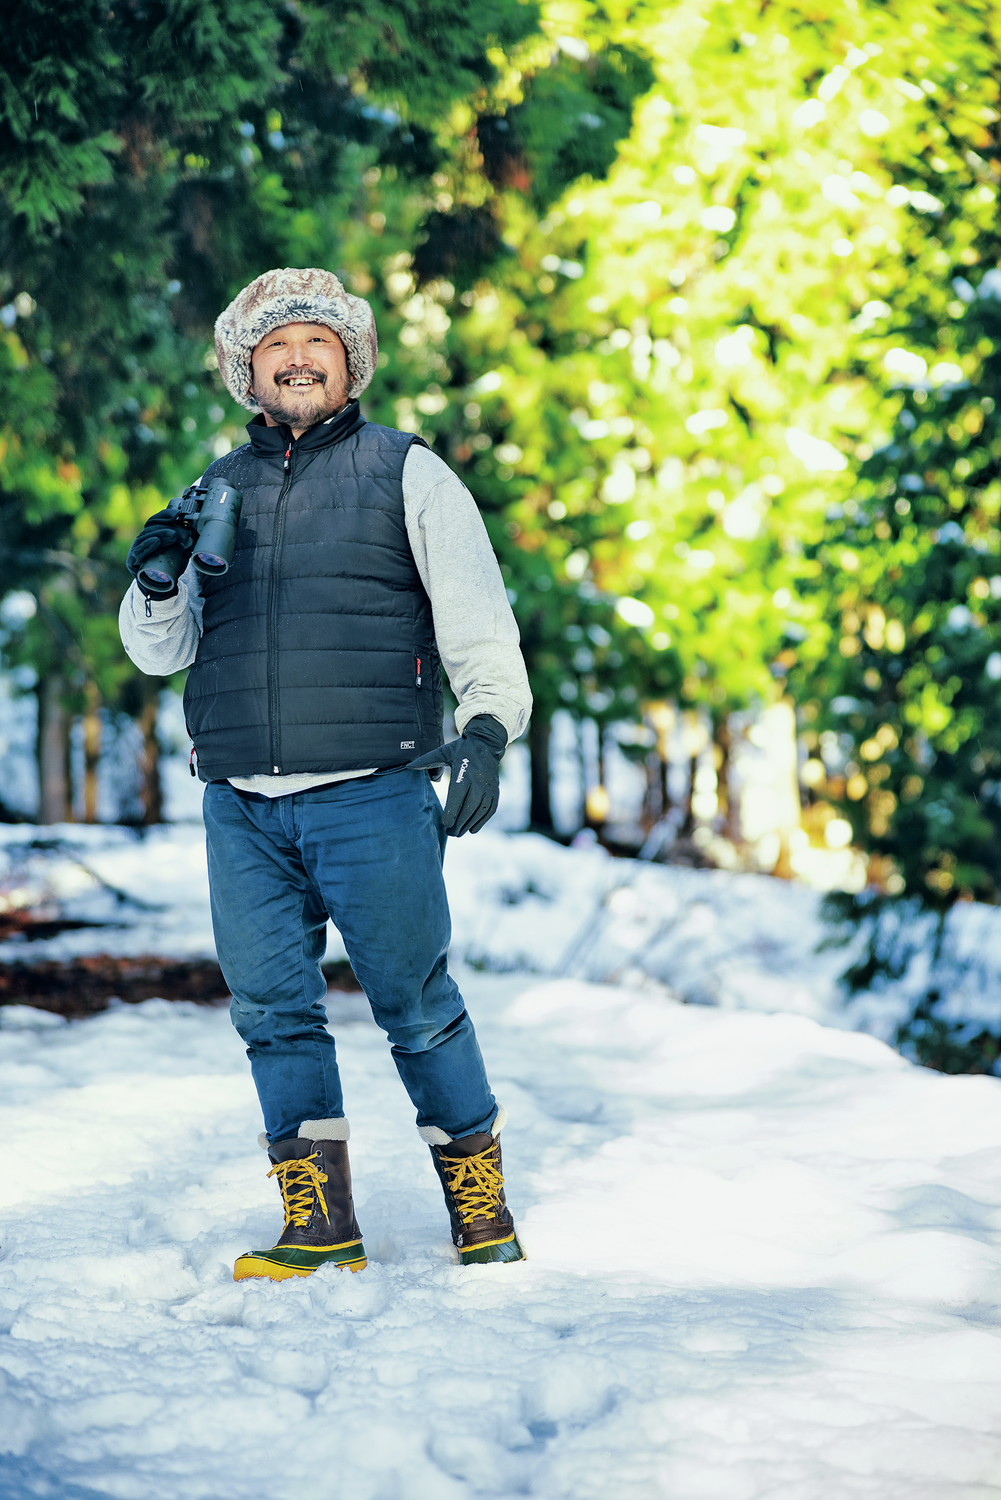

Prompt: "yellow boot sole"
[234,1241,367,1281]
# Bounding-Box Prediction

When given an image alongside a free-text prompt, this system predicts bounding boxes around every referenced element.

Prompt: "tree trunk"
[681,753,698,836]
[138,692,163,825]
[640,753,661,832]
[713,712,732,837]
[83,685,102,824]
[582,720,611,829]
[762,698,801,879]
[645,701,676,821]
[658,754,671,819]
[528,715,553,830]
[577,718,587,824]
[37,675,71,825]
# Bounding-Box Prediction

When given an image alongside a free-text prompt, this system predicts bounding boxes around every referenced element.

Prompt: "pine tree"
[0,0,537,820]
[390,0,1001,842]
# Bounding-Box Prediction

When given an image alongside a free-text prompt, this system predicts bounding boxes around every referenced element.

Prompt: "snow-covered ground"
[4,819,1001,1044]
[4,822,1001,1497]
[4,970,1001,1499]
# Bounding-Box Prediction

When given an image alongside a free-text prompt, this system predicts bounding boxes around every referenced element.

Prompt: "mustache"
[273,367,327,387]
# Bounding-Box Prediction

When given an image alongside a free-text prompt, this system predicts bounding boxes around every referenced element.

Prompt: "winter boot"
[428,1118,525,1265]
[234,1125,366,1282]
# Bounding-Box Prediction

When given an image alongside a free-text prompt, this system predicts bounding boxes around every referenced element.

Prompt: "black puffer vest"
[183,403,443,781]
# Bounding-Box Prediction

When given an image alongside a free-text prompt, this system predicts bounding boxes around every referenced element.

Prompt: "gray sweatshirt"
[119,442,532,796]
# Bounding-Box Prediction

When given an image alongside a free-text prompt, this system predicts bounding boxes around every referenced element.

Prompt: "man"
[119,266,532,1281]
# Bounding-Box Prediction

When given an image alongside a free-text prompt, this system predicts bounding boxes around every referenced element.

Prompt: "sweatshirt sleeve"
[118,568,204,677]
[402,444,532,742]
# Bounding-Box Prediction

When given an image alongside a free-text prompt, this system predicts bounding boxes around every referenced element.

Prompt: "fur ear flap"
[214,267,378,412]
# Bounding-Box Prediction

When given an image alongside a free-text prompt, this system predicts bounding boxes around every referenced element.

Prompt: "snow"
[4,823,1001,1496]
[6,820,1001,1044]
[3,973,1001,1498]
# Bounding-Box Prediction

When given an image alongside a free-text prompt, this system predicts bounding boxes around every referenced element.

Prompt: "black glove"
[407,715,507,836]
[126,510,194,595]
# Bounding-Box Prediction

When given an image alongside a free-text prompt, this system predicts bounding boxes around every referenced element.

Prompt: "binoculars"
[136,478,244,597]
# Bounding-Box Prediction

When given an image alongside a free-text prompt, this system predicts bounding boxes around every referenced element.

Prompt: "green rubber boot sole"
[459,1232,526,1265]
[234,1239,367,1281]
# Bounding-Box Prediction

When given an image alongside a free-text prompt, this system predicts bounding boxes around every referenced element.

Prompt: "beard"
[252,365,350,429]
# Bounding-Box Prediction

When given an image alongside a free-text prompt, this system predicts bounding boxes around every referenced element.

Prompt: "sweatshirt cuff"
[454,699,521,744]
[127,577,189,620]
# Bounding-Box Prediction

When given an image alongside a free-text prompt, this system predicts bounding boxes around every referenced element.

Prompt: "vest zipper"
[268,442,294,773]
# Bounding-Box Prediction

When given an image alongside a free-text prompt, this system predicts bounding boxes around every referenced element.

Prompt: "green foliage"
[391,0,961,730]
[5,0,1001,959]
[379,0,1001,867]
[0,0,119,234]
[298,0,539,118]
[820,890,1001,1073]
[0,0,540,737]
[795,345,1001,909]
[413,207,506,291]
[788,284,1001,1040]
[896,1002,1001,1075]
[477,45,653,210]
[0,0,282,235]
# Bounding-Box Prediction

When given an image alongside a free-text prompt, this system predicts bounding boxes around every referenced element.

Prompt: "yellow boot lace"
[268,1151,329,1230]
[441,1147,504,1225]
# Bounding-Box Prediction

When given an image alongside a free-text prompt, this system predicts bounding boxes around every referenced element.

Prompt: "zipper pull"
[189,747,196,778]
[145,594,152,619]
[416,656,422,686]
[283,445,291,472]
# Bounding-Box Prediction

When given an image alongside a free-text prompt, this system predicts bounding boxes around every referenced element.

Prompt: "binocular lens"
[193,551,227,574]
[142,568,174,586]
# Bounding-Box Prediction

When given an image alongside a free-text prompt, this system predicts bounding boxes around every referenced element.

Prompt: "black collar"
[244,399,366,458]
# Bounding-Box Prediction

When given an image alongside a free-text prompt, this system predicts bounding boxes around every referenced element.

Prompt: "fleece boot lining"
[299,1118,351,1142]
[417,1103,506,1146]
[258,1118,351,1151]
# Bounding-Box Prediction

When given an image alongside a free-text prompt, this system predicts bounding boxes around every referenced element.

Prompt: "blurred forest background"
[3,0,1001,1056]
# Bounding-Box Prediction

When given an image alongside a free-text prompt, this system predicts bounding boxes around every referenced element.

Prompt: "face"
[249,322,350,432]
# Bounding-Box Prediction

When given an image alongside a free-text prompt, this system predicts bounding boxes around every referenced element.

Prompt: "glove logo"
[401,740,416,749]
[455,757,470,784]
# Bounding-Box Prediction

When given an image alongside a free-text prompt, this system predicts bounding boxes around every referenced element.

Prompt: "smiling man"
[252,320,349,430]
[118,267,531,1280]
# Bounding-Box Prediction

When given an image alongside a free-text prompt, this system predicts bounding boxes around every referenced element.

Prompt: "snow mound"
[6,823,1001,1049]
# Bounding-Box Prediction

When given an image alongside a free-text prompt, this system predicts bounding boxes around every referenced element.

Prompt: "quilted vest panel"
[182,409,443,780]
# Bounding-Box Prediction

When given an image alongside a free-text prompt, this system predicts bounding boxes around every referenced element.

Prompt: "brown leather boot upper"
[430,1131,517,1253]
[268,1137,362,1250]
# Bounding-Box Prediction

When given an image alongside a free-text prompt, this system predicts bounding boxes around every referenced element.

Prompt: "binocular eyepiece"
[137,479,244,597]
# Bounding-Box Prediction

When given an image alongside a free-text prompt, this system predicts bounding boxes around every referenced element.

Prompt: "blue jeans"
[202,773,496,1145]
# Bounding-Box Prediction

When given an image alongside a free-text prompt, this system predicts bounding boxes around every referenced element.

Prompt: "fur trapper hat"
[214,267,378,411]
